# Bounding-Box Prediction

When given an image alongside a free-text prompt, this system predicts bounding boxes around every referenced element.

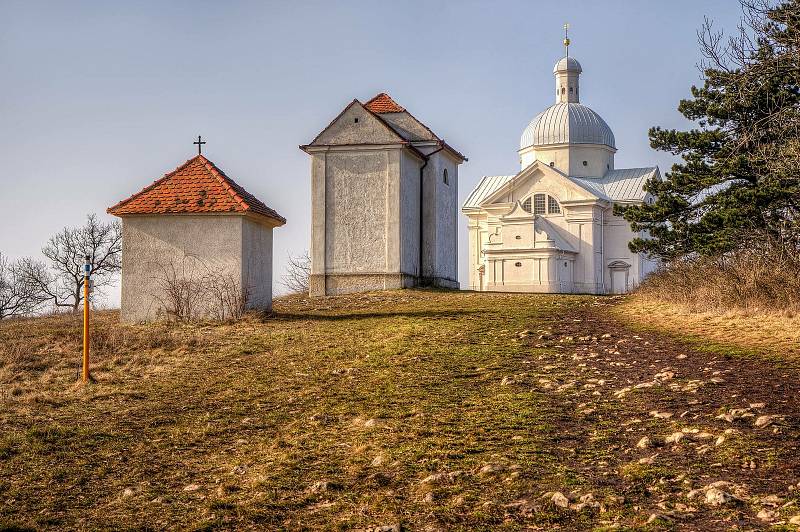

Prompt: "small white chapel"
[462,31,660,294]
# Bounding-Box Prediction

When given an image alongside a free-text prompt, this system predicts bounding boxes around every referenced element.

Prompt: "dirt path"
[515,297,800,529]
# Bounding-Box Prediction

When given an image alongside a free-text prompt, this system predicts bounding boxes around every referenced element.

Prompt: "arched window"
[521,197,532,213]
[443,168,448,185]
[548,195,561,214]
[533,194,546,214]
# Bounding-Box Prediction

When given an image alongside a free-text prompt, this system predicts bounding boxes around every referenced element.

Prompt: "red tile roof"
[107,155,285,224]
[364,92,405,113]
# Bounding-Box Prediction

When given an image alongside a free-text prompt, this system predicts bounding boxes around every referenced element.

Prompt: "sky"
[0,0,743,305]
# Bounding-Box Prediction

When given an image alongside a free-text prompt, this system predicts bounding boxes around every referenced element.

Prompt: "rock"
[551,491,570,508]
[309,480,332,493]
[759,494,783,506]
[419,471,463,485]
[122,488,134,498]
[601,333,612,339]
[750,402,766,408]
[501,376,515,386]
[638,454,658,465]
[649,411,673,419]
[183,484,200,492]
[231,465,247,475]
[479,463,507,476]
[636,436,651,449]
[422,492,434,503]
[756,508,776,521]
[754,415,783,428]
[367,525,400,532]
[647,513,672,524]
[705,487,740,506]
[665,432,685,444]
[789,515,800,525]
[371,455,385,467]
[364,418,385,428]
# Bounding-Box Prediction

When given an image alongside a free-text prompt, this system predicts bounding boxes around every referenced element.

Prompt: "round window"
[515,262,522,267]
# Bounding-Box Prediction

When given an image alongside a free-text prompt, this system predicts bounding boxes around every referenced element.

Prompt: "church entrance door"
[558,259,573,293]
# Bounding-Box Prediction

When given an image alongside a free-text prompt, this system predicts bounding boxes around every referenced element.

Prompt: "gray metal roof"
[553,56,582,73]
[461,174,514,210]
[571,167,658,202]
[520,103,615,150]
[462,167,658,211]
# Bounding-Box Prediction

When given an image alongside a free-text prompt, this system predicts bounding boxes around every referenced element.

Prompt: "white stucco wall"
[399,149,421,276]
[121,215,275,322]
[241,217,274,310]
[324,151,388,273]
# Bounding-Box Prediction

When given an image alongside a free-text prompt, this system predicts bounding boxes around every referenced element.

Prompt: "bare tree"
[21,214,122,311]
[0,252,45,319]
[152,258,206,322]
[152,257,249,322]
[281,251,310,294]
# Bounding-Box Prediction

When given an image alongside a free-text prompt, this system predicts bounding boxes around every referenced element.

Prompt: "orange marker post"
[82,255,91,382]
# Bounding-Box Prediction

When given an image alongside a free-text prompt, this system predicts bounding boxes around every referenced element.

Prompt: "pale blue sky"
[0,0,741,303]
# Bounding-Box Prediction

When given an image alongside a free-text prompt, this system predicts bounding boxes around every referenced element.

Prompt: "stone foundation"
[309,273,459,296]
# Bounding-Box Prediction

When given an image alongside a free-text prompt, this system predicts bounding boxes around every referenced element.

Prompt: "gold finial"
[563,23,570,57]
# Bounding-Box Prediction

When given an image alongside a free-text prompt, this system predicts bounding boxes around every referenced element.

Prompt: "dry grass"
[616,295,800,360]
[1,290,799,530]
[637,247,800,314]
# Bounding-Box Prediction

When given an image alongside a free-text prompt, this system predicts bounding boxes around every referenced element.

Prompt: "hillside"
[1,290,799,530]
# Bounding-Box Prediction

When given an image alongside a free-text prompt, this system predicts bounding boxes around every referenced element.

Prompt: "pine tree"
[618,0,800,259]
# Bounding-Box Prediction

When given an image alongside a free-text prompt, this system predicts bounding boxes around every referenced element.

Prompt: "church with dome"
[462,38,660,294]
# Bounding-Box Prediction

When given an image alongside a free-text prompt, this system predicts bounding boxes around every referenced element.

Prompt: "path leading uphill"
[1,291,798,530]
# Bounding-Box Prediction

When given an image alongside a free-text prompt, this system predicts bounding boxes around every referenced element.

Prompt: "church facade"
[462,51,660,294]
[301,93,466,296]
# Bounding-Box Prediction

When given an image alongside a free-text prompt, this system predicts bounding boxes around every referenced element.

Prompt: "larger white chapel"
[462,37,660,294]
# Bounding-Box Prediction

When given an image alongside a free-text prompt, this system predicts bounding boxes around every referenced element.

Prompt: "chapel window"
[533,194,546,214]
[443,168,449,185]
[548,195,561,214]
[522,197,532,213]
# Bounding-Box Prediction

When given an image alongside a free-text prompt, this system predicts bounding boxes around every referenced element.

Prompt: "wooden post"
[82,255,90,382]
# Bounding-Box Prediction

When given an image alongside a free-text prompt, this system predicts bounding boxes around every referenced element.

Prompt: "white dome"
[554,56,582,73]
[520,102,615,150]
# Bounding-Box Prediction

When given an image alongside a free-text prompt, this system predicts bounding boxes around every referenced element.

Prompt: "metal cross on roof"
[193,135,206,155]
[563,23,570,57]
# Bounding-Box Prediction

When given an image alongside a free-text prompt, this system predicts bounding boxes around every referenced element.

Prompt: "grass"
[616,294,800,360]
[1,290,799,530]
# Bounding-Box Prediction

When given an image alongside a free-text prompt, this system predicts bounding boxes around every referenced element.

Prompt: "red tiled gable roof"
[364,92,405,113]
[107,155,285,224]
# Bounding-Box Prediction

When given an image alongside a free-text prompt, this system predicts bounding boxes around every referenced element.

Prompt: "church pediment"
[478,160,601,210]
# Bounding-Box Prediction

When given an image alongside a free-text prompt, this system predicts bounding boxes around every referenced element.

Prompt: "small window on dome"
[582,160,588,166]
[521,197,532,213]
[354,118,359,123]
[443,168,449,185]
[569,87,573,93]
[533,194,546,214]
[548,195,561,214]
[549,162,555,167]
[515,262,522,267]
